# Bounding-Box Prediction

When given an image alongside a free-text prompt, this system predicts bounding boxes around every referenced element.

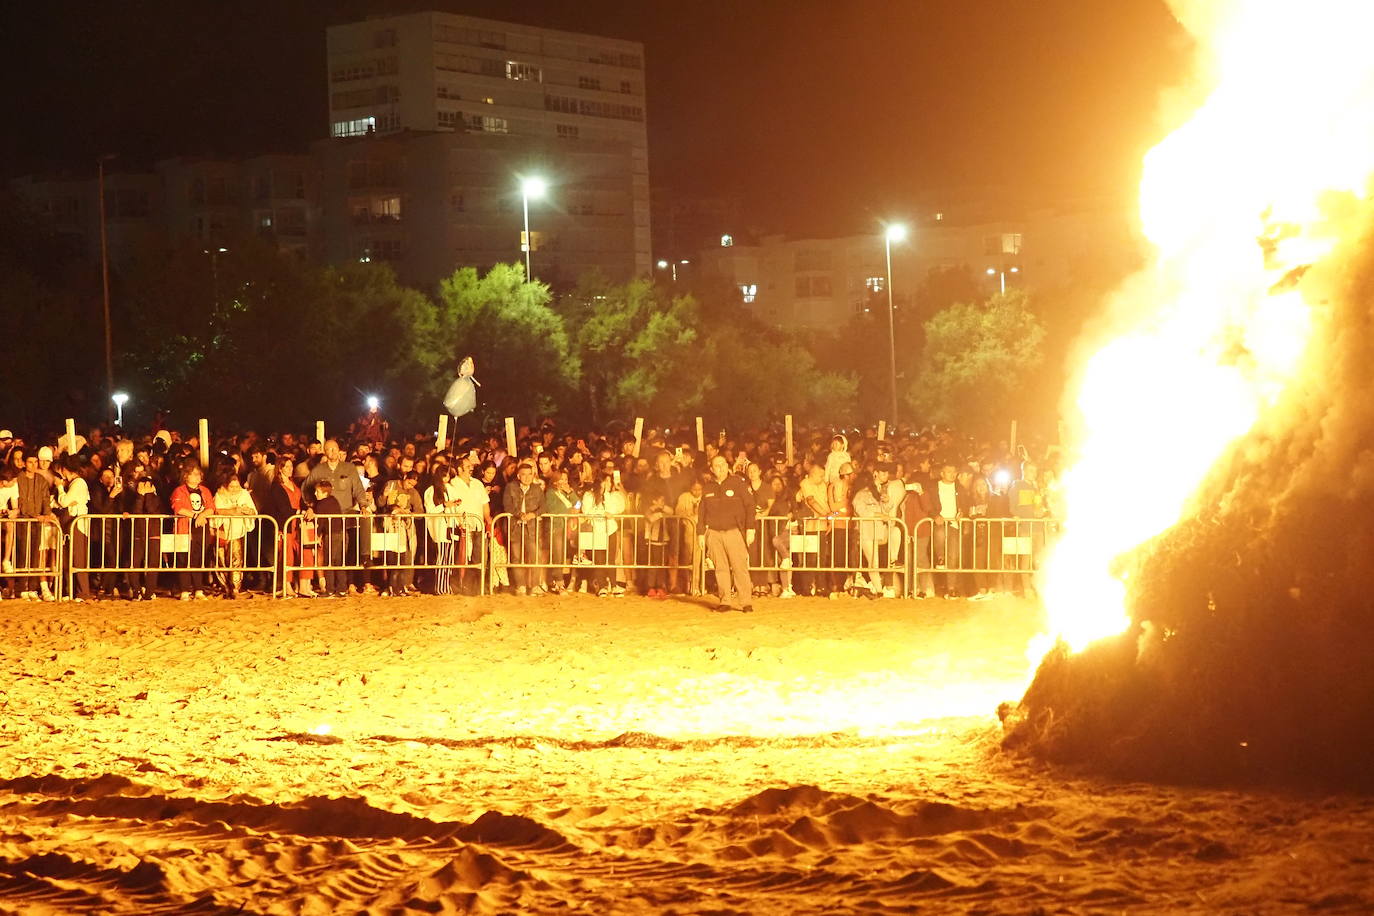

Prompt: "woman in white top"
[577,463,626,596]
[423,465,460,595]
[212,474,258,599]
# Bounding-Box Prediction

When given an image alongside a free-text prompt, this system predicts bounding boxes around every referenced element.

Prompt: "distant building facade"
[9,12,650,290]
[314,130,638,288]
[325,11,651,278]
[699,206,1140,329]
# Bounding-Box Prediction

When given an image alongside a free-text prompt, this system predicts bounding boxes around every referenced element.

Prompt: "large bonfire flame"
[1034,0,1374,659]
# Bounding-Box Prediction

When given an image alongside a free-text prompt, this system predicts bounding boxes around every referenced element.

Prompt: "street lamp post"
[656,258,689,282]
[884,224,907,428]
[97,154,117,419]
[111,392,128,427]
[520,176,546,281]
[986,265,1020,294]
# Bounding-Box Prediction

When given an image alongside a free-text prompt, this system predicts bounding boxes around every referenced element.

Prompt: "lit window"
[480,116,508,134]
[721,234,733,247]
[556,123,579,139]
[739,283,757,304]
[332,116,376,137]
[506,61,542,82]
[865,276,885,293]
[1002,232,1023,255]
[377,196,401,220]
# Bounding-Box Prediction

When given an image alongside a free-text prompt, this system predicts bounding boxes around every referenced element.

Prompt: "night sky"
[4,0,1187,235]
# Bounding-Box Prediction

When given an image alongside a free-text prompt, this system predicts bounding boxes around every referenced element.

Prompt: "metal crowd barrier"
[66,513,280,599]
[281,511,486,596]
[2,516,65,600]
[490,512,699,594]
[908,516,1061,593]
[742,515,911,597]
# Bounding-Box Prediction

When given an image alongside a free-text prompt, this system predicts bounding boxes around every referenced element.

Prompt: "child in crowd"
[312,480,346,597]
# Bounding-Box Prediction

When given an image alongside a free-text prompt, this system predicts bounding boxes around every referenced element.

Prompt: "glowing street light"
[365,395,380,411]
[883,223,908,427]
[111,392,129,426]
[655,258,689,282]
[520,176,547,281]
[987,265,1020,295]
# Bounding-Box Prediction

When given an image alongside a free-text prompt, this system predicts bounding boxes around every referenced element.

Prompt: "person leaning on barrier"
[699,454,755,613]
[125,473,164,601]
[211,472,257,600]
[170,464,216,601]
[502,461,545,595]
[639,450,686,598]
[14,449,56,601]
[851,461,905,599]
[54,456,93,602]
[303,439,371,594]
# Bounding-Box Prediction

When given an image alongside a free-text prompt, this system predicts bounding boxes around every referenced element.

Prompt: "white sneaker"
[531,585,548,595]
[0,559,13,574]
[610,585,625,596]
[572,555,592,566]
[882,587,897,599]
[578,580,588,593]
[20,591,36,602]
[40,585,55,602]
[516,585,528,596]
[194,590,208,601]
[597,586,609,597]
[179,592,191,601]
[779,557,793,570]
[779,587,795,599]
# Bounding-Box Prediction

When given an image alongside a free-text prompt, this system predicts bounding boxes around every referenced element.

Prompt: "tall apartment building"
[325,12,651,279]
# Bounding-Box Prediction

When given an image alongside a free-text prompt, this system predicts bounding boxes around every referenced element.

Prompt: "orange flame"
[1035,0,1372,657]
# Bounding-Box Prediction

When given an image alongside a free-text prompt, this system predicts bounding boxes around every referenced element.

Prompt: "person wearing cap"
[698,454,755,613]
[0,431,13,466]
[36,447,56,484]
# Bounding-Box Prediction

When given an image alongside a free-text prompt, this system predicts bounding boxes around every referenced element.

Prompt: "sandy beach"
[0,591,1369,914]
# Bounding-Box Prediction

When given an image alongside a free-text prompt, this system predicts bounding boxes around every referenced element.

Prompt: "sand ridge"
[0,593,1370,913]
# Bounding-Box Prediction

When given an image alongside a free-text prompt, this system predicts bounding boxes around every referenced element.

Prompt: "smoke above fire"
[1032,0,1374,659]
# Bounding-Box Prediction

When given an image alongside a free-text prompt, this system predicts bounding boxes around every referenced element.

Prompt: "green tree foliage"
[565,276,858,428]
[571,276,704,422]
[308,261,442,429]
[435,263,579,420]
[705,336,857,429]
[907,289,1046,433]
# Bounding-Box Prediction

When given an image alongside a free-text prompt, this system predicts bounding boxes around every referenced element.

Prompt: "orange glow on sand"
[1033,0,1374,660]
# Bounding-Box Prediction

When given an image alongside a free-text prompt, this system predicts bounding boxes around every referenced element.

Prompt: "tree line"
[0,198,1056,436]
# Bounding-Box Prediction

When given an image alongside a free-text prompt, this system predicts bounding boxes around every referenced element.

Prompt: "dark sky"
[3,0,1189,235]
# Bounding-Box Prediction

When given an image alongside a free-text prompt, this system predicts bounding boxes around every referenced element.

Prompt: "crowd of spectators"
[0,408,1063,604]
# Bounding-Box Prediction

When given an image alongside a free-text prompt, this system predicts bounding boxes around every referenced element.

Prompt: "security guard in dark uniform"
[698,454,756,612]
